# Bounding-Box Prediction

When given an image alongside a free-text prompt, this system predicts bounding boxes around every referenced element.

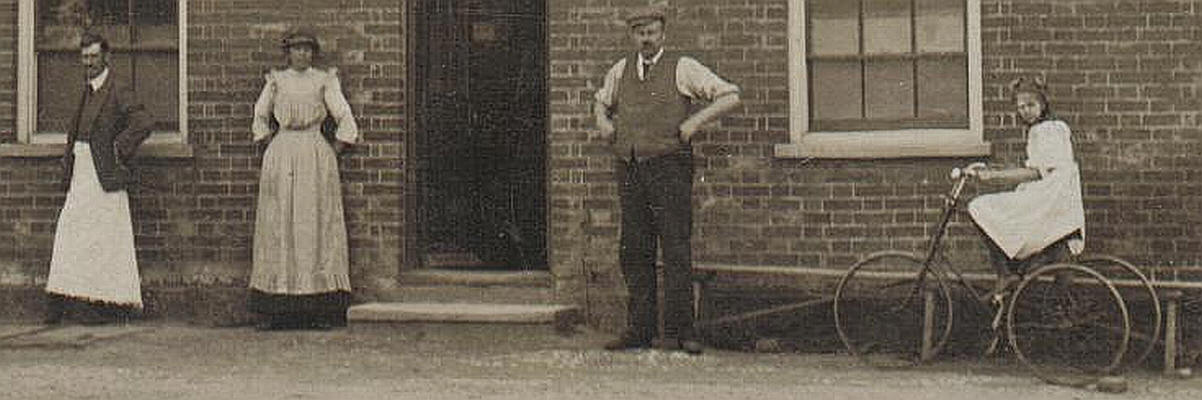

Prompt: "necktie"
[642,60,654,78]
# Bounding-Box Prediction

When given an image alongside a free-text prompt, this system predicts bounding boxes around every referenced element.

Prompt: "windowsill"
[0,142,194,159]
[773,130,991,159]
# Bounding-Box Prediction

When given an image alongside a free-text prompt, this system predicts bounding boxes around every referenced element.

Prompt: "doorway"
[410,0,547,270]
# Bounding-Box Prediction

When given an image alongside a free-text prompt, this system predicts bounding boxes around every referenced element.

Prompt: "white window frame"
[775,0,989,159]
[16,0,189,147]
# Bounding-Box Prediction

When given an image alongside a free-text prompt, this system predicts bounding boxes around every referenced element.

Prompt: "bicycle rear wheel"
[1077,254,1160,373]
[834,251,954,368]
[1007,263,1130,387]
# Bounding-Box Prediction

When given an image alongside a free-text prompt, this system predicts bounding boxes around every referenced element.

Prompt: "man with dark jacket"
[594,4,741,354]
[44,32,154,325]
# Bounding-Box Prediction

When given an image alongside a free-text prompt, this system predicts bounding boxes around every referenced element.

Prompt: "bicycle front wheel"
[1007,263,1130,387]
[1077,254,1160,373]
[834,251,954,369]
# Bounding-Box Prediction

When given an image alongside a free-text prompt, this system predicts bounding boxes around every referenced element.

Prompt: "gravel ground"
[0,322,1199,400]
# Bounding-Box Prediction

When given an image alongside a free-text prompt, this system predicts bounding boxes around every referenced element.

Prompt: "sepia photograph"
[1,0,1201,398]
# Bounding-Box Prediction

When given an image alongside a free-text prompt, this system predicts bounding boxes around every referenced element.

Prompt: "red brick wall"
[0,0,14,141]
[548,0,1202,328]
[0,0,405,305]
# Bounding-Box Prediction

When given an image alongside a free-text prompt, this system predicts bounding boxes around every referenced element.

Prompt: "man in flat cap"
[594,3,741,354]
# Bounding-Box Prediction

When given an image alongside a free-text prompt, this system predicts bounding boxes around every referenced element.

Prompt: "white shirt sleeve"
[675,56,740,102]
[593,59,627,110]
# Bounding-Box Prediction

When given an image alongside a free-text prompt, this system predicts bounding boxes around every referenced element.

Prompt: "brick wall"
[548,0,1202,328]
[0,0,14,141]
[0,0,405,317]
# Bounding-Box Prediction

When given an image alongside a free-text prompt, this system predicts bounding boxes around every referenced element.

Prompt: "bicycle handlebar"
[948,167,970,204]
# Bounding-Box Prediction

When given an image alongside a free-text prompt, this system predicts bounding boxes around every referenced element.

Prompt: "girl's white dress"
[968,120,1086,260]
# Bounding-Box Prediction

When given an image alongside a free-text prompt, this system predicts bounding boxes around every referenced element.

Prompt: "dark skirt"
[44,291,140,325]
[248,289,351,328]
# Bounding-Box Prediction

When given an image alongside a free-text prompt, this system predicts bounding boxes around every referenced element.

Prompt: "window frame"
[775,0,988,159]
[11,0,190,155]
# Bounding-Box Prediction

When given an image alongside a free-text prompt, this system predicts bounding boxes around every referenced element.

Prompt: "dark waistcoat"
[612,52,690,159]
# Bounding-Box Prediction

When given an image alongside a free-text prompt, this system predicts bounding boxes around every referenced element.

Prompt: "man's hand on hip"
[679,119,700,142]
[594,120,616,140]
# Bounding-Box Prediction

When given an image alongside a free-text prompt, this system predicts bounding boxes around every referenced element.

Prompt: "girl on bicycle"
[965,77,1085,295]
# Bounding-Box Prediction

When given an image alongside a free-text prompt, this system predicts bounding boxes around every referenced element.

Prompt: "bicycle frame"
[922,174,970,268]
[897,174,978,306]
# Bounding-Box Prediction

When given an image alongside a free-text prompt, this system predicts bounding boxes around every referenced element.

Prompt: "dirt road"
[1,323,1199,399]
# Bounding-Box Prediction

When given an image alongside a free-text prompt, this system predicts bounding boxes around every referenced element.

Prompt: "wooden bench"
[692,262,1202,375]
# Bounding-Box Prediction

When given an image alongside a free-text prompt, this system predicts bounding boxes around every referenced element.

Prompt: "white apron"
[968,120,1085,260]
[46,142,143,307]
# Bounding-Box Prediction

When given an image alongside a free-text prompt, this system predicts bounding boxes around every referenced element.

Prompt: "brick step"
[347,302,581,331]
[374,285,556,304]
[398,269,552,288]
[352,269,580,331]
[424,252,508,269]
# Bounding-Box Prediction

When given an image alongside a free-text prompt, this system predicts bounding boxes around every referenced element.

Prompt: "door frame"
[403,0,550,272]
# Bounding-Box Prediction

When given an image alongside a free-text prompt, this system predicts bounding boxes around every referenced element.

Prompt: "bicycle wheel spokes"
[1007,263,1130,387]
[1078,255,1161,372]
[834,252,954,369]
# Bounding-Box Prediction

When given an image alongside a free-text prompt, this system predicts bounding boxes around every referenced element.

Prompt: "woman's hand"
[333,140,351,155]
[254,135,273,155]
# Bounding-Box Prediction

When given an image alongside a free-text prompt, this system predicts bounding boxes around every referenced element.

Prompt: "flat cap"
[624,3,669,27]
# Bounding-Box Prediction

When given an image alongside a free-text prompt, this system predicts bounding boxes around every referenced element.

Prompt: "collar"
[638,48,664,66]
[88,68,110,91]
[286,66,314,75]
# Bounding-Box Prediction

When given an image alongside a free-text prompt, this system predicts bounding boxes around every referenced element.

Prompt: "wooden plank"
[695,262,1202,290]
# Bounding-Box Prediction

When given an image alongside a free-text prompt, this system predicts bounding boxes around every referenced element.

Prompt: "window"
[776,0,988,159]
[16,0,187,147]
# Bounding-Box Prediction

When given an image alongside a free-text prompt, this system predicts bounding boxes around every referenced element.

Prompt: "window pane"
[35,52,134,134]
[810,60,862,120]
[864,0,911,55]
[916,0,964,52]
[89,0,130,25]
[137,24,178,49]
[134,0,176,25]
[35,51,79,134]
[808,0,859,56]
[36,0,89,50]
[864,59,913,120]
[135,52,179,131]
[917,57,968,123]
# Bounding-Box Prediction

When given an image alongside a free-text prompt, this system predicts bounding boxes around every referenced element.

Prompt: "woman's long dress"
[249,67,359,320]
[968,120,1085,260]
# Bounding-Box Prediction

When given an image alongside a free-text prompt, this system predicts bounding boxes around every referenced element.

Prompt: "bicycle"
[832,166,1161,387]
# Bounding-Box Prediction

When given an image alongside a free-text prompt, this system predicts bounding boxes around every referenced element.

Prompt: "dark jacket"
[61,73,154,192]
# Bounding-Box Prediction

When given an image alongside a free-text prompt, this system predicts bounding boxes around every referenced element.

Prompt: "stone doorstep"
[347,302,580,325]
[398,269,553,288]
[372,285,557,304]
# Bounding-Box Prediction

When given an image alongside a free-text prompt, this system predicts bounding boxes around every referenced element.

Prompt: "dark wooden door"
[412,0,546,270]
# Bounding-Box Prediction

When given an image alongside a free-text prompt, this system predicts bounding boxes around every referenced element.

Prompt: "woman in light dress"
[249,30,359,330]
[966,77,1085,294]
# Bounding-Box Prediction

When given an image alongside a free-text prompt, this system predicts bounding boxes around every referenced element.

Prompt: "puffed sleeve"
[251,71,277,141]
[323,68,360,144]
[1024,120,1076,175]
